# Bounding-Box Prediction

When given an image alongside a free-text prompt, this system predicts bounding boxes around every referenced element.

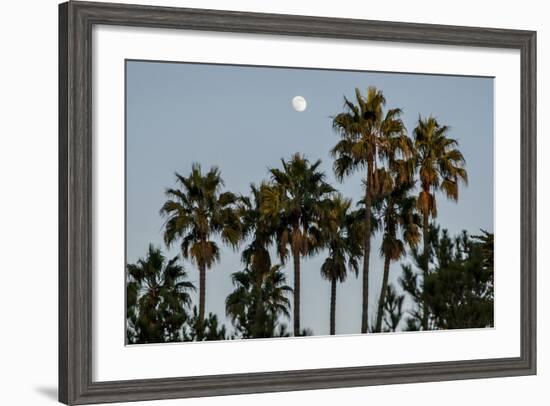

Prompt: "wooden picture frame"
[59,1,536,404]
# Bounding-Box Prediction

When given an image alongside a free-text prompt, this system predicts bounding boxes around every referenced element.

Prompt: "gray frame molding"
[59,1,537,404]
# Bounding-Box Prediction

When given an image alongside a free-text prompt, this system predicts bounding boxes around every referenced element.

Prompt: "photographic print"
[125,60,494,344]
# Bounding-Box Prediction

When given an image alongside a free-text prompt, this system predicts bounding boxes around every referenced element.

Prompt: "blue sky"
[126,60,494,337]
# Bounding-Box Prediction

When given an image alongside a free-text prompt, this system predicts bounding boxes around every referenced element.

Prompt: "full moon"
[292,96,307,112]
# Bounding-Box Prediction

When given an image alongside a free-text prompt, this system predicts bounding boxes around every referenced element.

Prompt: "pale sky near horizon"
[126,60,494,337]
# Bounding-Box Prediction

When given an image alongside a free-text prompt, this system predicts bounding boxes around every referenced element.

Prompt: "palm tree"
[225,183,293,338]
[331,87,409,333]
[413,116,468,328]
[373,178,420,333]
[261,153,334,336]
[238,183,275,284]
[160,163,242,329]
[320,194,362,335]
[414,116,468,271]
[126,244,195,344]
[226,264,292,338]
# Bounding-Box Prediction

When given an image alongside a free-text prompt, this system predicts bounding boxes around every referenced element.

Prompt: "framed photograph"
[59,1,536,404]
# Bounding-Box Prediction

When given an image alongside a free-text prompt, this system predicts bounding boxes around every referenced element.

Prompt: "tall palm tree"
[238,183,274,284]
[373,177,420,333]
[126,244,195,344]
[226,264,292,338]
[414,116,468,271]
[320,194,362,335]
[160,163,242,329]
[331,87,410,333]
[413,116,467,329]
[229,182,292,338]
[261,153,334,336]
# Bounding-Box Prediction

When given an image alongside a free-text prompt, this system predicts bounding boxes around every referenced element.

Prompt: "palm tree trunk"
[422,211,430,273]
[253,283,264,338]
[421,211,430,330]
[375,254,391,333]
[361,188,372,334]
[330,278,337,335]
[292,250,301,336]
[198,263,206,324]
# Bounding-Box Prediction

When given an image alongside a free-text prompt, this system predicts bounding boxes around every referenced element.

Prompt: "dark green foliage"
[400,227,494,330]
[382,284,405,332]
[399,263,424,331]
[184,306,229,341]
[126,245,195,344]
[296,328,314,337]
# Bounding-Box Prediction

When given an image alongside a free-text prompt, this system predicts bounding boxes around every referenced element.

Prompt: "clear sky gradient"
[126,60,494,337]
